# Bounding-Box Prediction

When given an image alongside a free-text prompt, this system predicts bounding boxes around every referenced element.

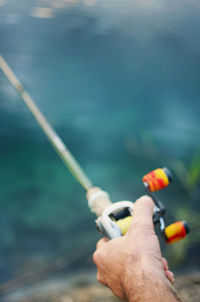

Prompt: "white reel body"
[95,201,134,239]
[95,201,162,239]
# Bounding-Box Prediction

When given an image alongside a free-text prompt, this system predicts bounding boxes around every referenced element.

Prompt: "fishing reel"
[88,168,189,244]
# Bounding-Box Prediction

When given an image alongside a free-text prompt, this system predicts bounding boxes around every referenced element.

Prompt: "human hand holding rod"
[93,196,180,302]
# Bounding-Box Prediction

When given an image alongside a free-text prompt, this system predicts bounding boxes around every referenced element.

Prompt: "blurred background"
[0,0,200,301]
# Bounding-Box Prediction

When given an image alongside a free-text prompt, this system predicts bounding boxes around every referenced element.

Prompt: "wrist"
[124,274,178,302]
[122,257,179,302]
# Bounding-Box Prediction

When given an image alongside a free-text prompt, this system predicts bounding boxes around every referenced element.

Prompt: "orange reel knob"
[164,221,189,244]
[143,167,172,192]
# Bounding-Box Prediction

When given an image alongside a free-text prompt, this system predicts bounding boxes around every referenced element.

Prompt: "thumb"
[127,195,154,235]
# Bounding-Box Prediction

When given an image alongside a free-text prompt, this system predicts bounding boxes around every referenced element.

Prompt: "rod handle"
[86,187,112,217]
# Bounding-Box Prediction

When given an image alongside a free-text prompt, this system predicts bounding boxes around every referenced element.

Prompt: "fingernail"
[169,271,175,283]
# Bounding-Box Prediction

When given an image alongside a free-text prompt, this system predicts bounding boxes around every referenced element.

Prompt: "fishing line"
[0,55,93,191]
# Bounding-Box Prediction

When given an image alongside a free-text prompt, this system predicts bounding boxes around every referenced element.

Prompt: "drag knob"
[164,221,189,244]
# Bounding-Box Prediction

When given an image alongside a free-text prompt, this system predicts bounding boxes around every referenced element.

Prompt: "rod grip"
[86,187,112,216]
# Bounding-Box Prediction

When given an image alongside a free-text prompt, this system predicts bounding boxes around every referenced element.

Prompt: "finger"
[132,195,154,225]
[165,270,175,284]
[96,271,107,286]
[128,195,154,234]
[96,237,109,249]
[162,257,169,271]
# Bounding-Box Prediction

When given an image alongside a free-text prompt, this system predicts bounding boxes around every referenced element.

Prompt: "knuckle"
[96,272,101,282]
[92,250,99,264]
[96,272,106,285]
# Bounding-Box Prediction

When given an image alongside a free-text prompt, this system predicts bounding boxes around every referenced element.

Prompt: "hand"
[93,196,178,302]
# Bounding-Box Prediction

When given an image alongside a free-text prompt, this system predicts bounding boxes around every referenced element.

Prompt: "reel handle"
[143,167,189,244]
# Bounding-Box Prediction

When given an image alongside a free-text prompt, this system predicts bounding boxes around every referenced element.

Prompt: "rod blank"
[0,55,93,191]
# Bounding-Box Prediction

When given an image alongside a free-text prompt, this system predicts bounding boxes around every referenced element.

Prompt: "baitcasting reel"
[89,168,189,244]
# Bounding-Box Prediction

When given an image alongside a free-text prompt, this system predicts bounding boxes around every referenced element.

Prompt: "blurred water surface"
[0,0,200,285]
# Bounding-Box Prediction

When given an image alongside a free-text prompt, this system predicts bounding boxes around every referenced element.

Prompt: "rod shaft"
[0,55,93,191]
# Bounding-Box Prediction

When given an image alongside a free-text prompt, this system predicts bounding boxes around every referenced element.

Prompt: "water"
[0,0,200,286]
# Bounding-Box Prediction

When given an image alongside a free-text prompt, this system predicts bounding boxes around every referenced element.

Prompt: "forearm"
[124,271,181,302]
[126,282,180,302]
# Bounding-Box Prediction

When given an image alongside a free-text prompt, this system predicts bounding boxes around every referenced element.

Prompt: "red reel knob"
[143,167,172,192]
[164,221,189,244]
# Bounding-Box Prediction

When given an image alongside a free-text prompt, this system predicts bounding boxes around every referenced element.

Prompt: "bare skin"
[93,195,179,302]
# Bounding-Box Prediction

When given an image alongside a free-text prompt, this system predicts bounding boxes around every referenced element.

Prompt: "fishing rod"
[0,55,92,191]
[0,55,189,244]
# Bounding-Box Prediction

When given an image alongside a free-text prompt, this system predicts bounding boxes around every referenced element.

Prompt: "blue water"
[0,0,200,285]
